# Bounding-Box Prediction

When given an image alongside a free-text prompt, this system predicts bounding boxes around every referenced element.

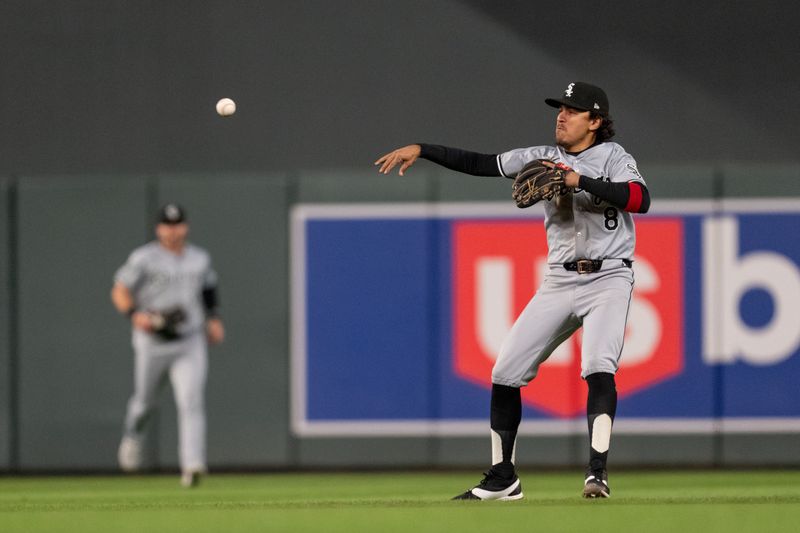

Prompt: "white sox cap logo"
[158,203,186,224]
[546,82,609,116]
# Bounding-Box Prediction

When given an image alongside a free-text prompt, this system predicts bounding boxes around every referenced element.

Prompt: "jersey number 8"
[603,207,619,231]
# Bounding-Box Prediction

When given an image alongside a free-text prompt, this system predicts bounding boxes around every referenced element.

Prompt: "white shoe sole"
[583,483,610,498]
[471,478,524,500]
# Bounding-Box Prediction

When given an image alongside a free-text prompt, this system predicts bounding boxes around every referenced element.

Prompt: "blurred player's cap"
[545,82,609,116]
[157,203,187,225]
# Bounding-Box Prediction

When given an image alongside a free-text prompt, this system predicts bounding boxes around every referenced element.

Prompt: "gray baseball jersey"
[116,240,217,474]
[490,141,643,385]
[497,142,646,264]
[115,241,218,339]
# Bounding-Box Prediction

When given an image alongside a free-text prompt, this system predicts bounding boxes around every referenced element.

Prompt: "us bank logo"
[290,200,800,436]
[452,219,684,418]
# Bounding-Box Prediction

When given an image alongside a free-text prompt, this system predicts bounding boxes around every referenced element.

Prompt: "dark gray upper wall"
[1,0,797,177]
[464,0,799,166]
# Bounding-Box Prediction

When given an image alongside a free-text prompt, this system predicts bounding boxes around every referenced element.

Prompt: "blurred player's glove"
[512,159,571,208]
[150,307,186,341]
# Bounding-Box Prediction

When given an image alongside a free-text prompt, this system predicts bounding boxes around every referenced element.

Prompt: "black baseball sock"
[490,384,521,478]
[586,372,617,473]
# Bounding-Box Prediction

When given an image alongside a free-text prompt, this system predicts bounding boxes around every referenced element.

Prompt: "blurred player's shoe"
[583,468,611,498]
[117,436,143,472]
[181,470,203,488]
[452,467,523,501]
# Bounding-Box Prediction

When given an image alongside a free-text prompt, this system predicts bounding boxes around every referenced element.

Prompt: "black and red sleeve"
[577,176,650,213]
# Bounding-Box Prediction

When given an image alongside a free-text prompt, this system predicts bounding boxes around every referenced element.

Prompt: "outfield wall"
[1,166,799,472]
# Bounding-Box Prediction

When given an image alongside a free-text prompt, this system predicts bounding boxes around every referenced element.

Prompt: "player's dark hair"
[592,112,615,143]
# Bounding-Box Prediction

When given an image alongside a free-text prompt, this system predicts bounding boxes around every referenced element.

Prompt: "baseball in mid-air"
[215,98,236,117]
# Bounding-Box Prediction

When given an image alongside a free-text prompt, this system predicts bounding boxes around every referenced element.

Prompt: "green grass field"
[2,470,799,532]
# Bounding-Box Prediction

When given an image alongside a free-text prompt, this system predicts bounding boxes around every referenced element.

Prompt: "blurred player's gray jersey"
[115,242,217,338]
[498,142,646,264]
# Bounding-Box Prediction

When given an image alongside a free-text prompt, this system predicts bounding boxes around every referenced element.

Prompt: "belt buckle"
[576,259,594,274]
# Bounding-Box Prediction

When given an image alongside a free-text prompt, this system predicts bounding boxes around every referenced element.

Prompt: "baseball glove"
[512,159,572,208]
[150,307,186,341]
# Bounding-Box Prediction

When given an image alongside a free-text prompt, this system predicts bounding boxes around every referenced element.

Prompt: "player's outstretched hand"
[374,144,421,176]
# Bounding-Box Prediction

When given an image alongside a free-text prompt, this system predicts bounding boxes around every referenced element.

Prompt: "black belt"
[563,258,632,274]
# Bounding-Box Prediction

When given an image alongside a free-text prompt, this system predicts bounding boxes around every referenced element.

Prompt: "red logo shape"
[453,219,684,417]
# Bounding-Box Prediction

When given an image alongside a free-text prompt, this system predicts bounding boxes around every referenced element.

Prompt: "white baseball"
[216,98,236,117]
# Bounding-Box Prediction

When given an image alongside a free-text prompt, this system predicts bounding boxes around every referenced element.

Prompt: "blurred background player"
[111,203,225,488]
[376,82,650,499]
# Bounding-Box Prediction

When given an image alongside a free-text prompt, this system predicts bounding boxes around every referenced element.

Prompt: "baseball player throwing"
[375,82,650,499]
[111,204,224,488]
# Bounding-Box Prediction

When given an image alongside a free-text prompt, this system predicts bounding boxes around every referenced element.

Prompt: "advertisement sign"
[291,201,800,436]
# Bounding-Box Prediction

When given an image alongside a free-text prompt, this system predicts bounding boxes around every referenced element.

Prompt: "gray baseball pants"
[492,260,634,386]
[124,331,208,472]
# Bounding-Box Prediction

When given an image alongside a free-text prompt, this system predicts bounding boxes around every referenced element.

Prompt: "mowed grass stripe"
[1,471,800,533]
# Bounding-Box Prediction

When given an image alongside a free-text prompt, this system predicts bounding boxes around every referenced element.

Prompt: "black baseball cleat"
[452,467,524,501]
[583,468,611,498]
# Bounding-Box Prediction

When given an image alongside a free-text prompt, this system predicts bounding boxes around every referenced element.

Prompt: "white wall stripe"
[291,198,800,221]
[290,418,800,437]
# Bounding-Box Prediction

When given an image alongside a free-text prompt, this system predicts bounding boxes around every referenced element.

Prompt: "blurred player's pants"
[124,332,208,472]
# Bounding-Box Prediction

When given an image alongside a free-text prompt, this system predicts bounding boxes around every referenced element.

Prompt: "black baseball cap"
[545,82,609,116]
[157,203,187,225]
